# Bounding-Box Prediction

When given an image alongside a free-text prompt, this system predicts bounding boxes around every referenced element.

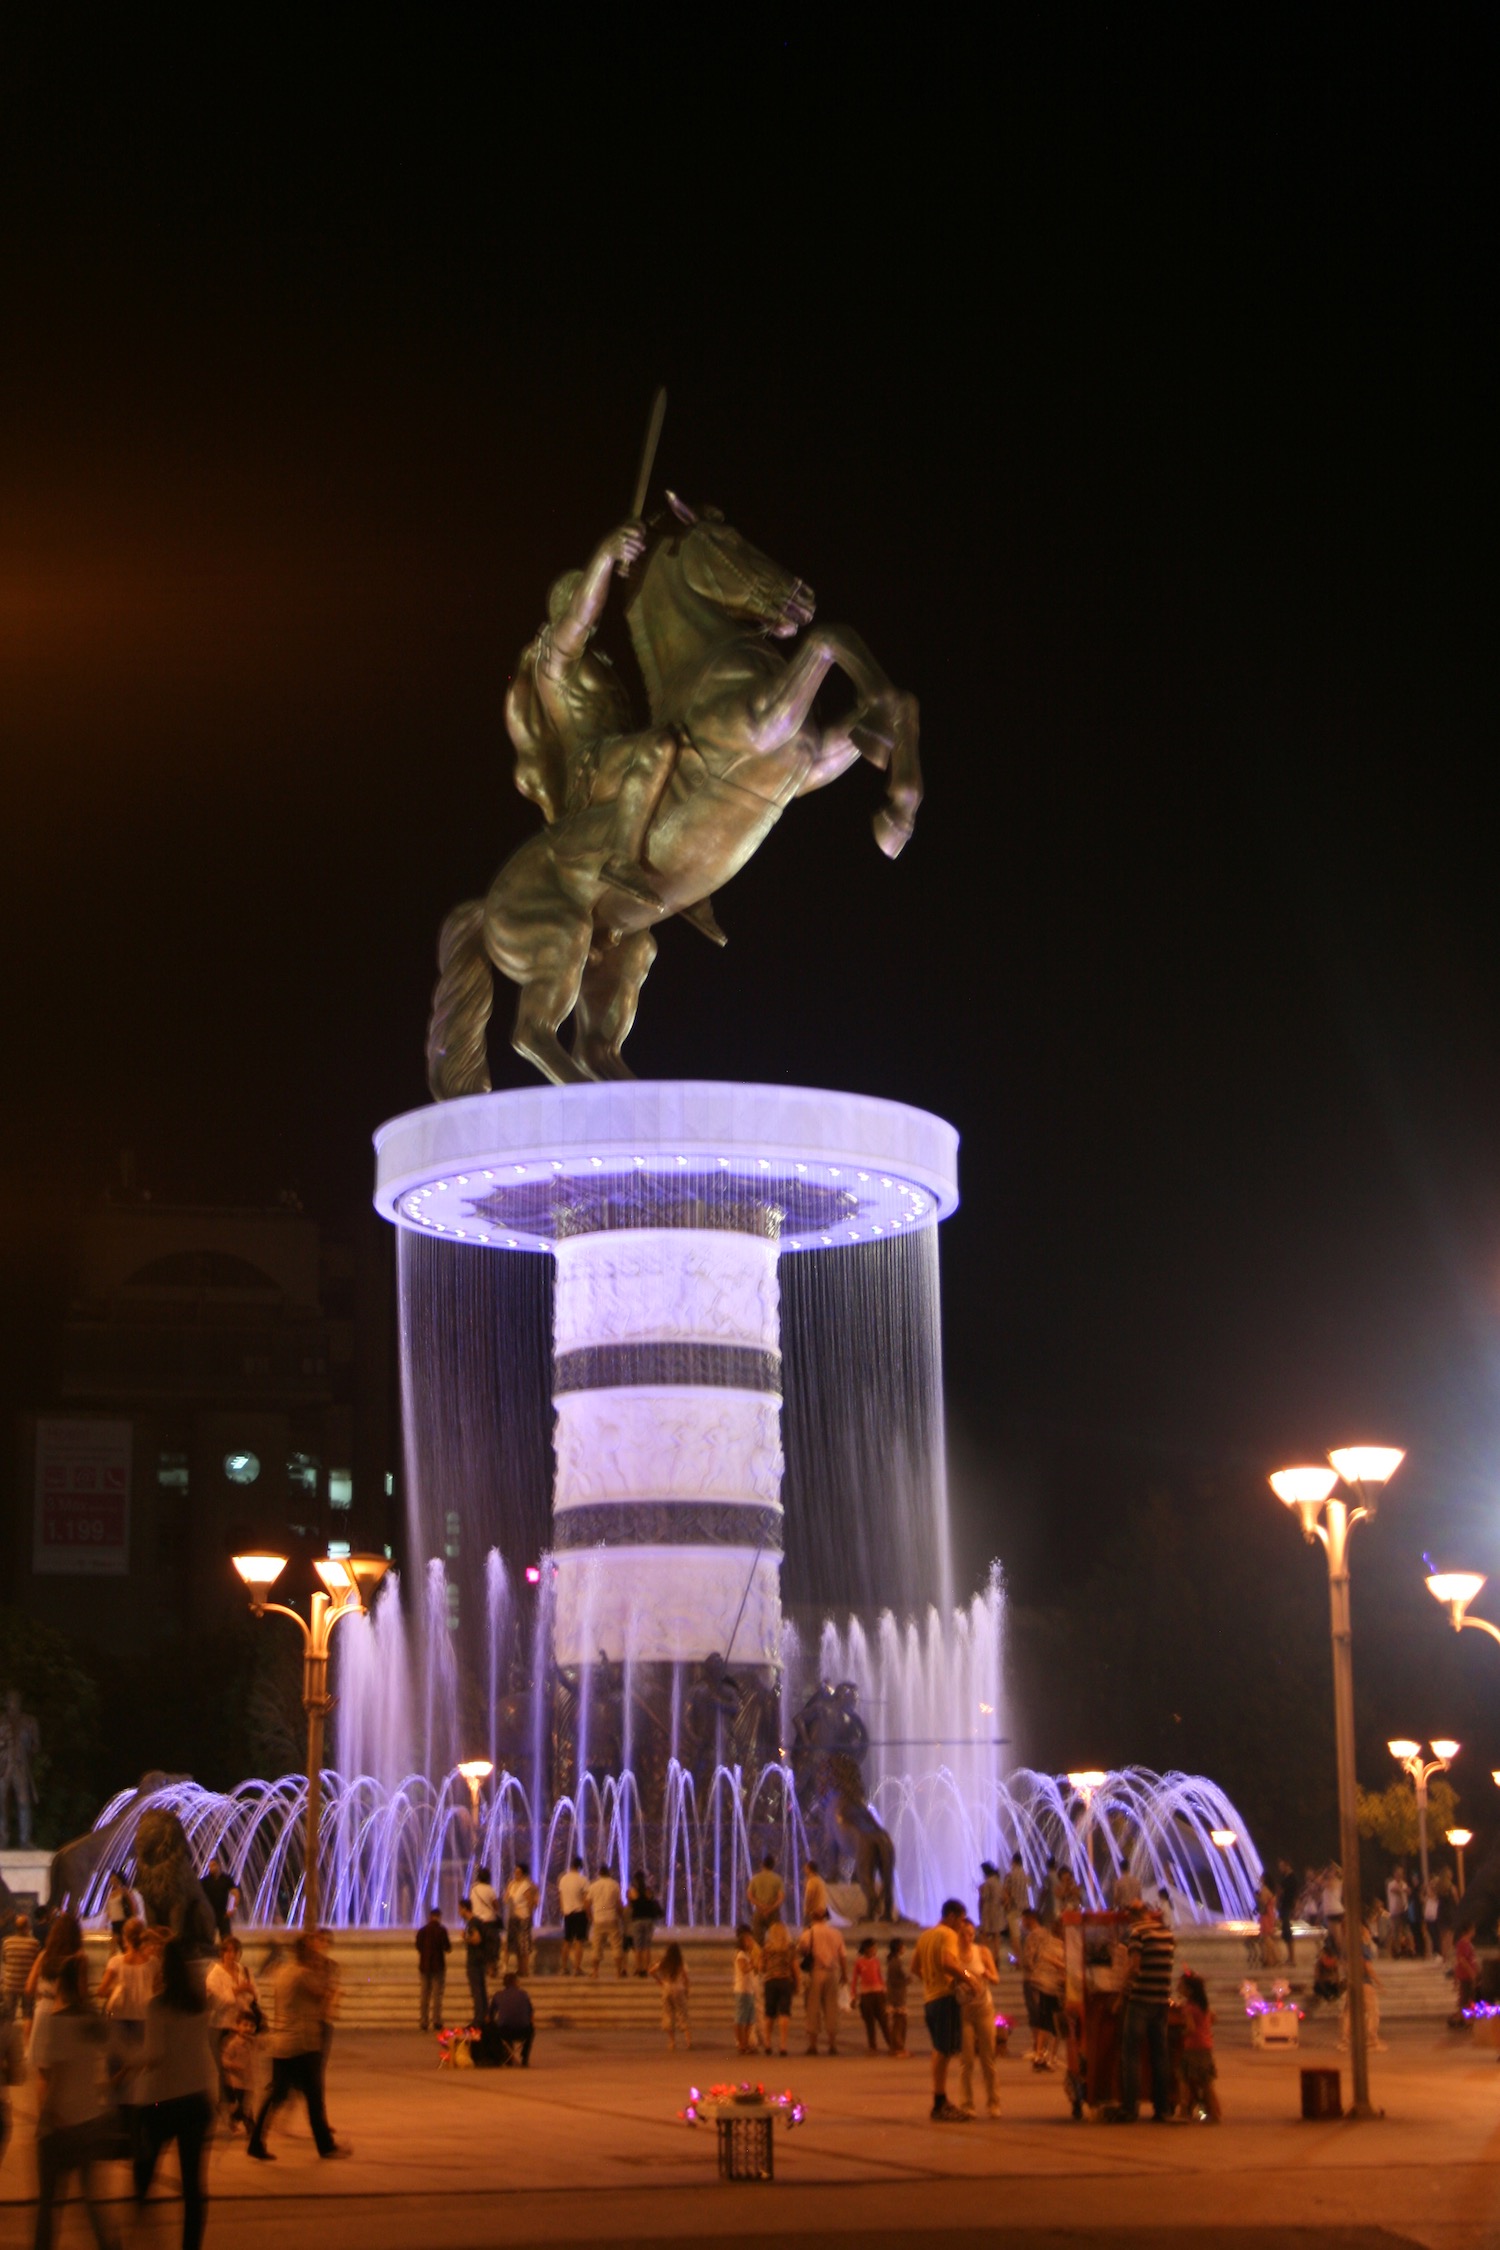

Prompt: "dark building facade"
[7,1196,397,1658]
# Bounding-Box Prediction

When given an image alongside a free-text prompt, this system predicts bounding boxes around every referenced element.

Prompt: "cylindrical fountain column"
[550,1222,784,1667]
[374,1079,960,1678]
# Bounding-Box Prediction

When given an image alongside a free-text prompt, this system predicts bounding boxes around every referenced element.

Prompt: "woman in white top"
[25,1911,84,2057]
[136,1940,216,2250]
[31,1951,118,2249]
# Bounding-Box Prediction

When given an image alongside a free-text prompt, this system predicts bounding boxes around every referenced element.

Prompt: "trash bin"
[1300,2066,1342,2120]
[716,2113,775,2180]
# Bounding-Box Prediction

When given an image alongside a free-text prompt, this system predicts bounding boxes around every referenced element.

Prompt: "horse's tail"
[426,899,493,1100]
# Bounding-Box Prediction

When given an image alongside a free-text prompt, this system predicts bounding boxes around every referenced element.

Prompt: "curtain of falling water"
[779,1226,953,1619]
[397,1228,552,1629]
[372,1232,554,1779]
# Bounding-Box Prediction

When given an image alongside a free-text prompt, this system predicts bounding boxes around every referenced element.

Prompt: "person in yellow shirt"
[911,1900,972,2122]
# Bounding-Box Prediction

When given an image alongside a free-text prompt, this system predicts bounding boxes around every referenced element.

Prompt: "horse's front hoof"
[872,806,914,860]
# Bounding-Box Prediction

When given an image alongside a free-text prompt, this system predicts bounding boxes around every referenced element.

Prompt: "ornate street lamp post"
[1067,1770,1108,1901]
[457,1758,494,1881]
[1386,1738,1458,1904]
[1271,1445,1404,2119]
[232,1549,388,1930]
[1446,1828,1473,1897]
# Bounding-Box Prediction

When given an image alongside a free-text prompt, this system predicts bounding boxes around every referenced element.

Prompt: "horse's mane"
[622,527,686,721]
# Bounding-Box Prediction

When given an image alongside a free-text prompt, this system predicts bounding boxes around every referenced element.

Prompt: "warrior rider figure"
[506,518,722,938]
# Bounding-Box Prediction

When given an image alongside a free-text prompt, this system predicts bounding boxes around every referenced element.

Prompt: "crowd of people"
[0,1882,353,2249]
[3,1828,1478,2236]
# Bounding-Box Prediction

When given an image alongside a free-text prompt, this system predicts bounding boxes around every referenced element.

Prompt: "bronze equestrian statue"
[427,493,921,1091]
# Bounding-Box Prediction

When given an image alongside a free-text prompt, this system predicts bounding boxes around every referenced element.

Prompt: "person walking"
[746,1855,785,1945]
[731,1926,761,2054]
[415,1907,450,2031]
[104,1870,138,1953]
[1276,1859,1299,1965]
[758,1918,799,2055]
[557,1857,589,1977]
[652,1942,691,2050]
[1177,1970,1221,2121]
[1454,1922,1479,2014]
[885,1938,911,2057]
[2,1914,40,2024]
[1338,1923,1388,2054]
[469,1867,502,1976]
[98,1918,156,2164]
[977,1862,1006,1965]
[30,1952,119,2250]
[136,1938,217,2250]
[587,1864,625,1979]
[913,1900,970,2121]
[956,1917,1001,2118]
[459,1897,487,2024]
[505,1862,539,1978]
[1434,1869,1457,1967]
[205,1936,260,2135]
[800,1910,847,2056]
[247,1933,348,2161]
[1112,1901,1175,2123]
[0,2001,22,2171]
[626,1872,661,1978]
[851,1938,895,2053]
[199,1856,235,1941]
[26,1912,83,2051]
[1000,1853,1030,1963]
[1028,1914,1065,2070]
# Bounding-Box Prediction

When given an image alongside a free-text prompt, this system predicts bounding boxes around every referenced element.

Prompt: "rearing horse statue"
[426,495,921,1091]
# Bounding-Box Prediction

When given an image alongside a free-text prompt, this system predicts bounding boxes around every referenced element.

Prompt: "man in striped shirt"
[1,1914,40,2022]
[1114,1901,1176,2122]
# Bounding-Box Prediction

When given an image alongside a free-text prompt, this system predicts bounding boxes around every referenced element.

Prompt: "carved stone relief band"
[553,1343,782,1396]
[553,1501,784,1551]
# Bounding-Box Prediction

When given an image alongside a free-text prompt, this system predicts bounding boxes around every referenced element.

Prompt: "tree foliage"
[1357,1777,1459,1860]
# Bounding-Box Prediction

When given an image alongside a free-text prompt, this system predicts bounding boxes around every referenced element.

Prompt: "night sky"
[4,19,1498,1761]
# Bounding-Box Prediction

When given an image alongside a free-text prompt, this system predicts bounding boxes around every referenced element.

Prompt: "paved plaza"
[5,2009,1500,2249]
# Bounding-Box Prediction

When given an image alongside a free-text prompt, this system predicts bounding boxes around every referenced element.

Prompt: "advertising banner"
[33,1418,132,1575]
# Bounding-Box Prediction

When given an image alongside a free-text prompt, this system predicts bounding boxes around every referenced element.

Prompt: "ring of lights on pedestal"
[373,1081,959,1255]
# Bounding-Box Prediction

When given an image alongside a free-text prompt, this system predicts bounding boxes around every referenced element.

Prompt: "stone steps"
[82,1925,1469,2032]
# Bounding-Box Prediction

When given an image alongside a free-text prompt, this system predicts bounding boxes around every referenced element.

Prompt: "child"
[731,1926,759,2054]
[653,1940,691,2051]
[1178,1970,1220,2122]
[1311,1934,1343,2008]
[884,1937,910,2057]
[851,1937,893,2053]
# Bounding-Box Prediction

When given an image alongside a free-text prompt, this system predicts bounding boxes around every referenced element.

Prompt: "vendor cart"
[1059,1909,1130,2120]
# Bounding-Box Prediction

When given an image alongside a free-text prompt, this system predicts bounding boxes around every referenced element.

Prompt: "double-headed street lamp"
[233,1547,389,1930]
[1386,1738,1458,1901]
[1271,1444,1404,2119]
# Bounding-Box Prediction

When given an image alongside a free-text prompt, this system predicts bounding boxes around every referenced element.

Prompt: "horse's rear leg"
[510,924,594,1086]
[571,929,657,1081]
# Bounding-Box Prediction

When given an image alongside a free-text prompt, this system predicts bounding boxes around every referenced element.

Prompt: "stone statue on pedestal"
[0,1689,39,1849]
